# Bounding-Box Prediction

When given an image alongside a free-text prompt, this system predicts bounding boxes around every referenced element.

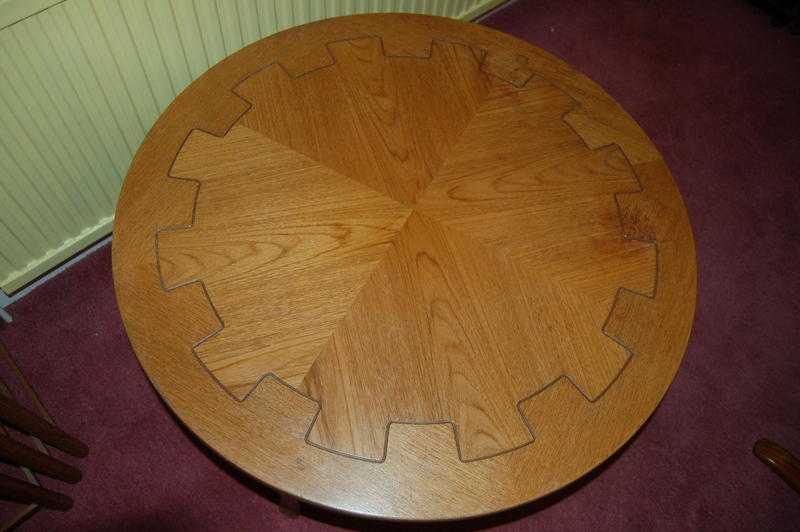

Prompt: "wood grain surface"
[112,14,696,521]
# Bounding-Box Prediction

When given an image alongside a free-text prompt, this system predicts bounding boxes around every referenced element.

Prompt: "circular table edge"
[111,13,698,521]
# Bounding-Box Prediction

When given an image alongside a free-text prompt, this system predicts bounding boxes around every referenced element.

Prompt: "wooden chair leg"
[0,342,87,459]
[0,473,72,511]
[754,438,800,494]
[0,434,82,483]
[0,395,88,458]
[0,336,86,523]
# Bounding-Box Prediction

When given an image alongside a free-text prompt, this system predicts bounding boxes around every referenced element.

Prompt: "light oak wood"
[112,14,696,521]
[159,125,411,396]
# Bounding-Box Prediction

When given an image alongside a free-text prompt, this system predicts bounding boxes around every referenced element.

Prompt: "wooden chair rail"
[0,472,72,512]
[0,396,88,458]
[0,434,82,484]
[0,337,88,521]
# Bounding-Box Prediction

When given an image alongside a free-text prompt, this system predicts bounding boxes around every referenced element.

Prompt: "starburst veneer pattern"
[157,37,656,462]
[114,14,696,521]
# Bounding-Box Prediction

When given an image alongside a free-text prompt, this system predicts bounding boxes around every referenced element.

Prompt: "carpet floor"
[1,0,798,529]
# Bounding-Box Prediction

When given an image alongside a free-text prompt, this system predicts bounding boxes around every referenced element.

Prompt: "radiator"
[0,0,504,293]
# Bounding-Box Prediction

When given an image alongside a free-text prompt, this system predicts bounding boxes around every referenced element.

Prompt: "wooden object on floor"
[0,338,87,519]
[0,396,88,459]
[0,435,81,484]
[754,439,800,494]
[0,473,72,512]
[112,14,697,520]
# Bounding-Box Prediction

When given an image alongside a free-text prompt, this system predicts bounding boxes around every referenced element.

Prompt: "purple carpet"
[1,0,799,529]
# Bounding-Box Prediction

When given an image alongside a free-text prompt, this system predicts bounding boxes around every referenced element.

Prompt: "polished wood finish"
[159,125,412,395]
[113,14,696,520]
[754,439,800,494]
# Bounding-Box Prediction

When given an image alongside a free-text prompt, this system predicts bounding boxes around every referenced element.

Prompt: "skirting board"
[1,217,113,294]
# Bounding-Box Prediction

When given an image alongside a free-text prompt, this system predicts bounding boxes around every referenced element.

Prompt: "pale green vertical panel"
[295,0,324,23]
[0,34,99,224]
[89,0,159,129]
[23,15,121,204]
[170,0,211,79]
[0,169,51,253]
[193,0,226,65]
[308,0,326,20]
[0,216,34,269]
[0,108,84,233]
[216,0,243,55]
[256,0,278,36]
[63,1,147,155]
[236,0,261,46]
[0,243,20,275]
[11,17,115,210]
[145,0,193,94]
[0,248,16,272]
[0,0,60,29]
[0,54,89,231]
[352,0,366,15]
[274,1,295,30]
[117,0,180,108]
[294,0,308,23]
[312,0,326,21]
[0,126,74,240]
[324,0,342,18]
[41,6,132,179]
[0,256,10,277]
[470,0,483,17]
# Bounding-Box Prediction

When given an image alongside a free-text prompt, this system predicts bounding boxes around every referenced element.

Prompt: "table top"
[112,14,696,521]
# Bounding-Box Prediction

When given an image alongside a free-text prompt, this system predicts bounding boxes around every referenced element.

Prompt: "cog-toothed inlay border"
[154,36,660,464]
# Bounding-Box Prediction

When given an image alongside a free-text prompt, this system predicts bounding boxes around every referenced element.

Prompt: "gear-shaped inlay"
[114,14,698,519]
[155,37,657,463]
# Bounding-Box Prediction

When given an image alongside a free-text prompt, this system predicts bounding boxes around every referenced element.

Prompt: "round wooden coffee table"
[113,14,696,521]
